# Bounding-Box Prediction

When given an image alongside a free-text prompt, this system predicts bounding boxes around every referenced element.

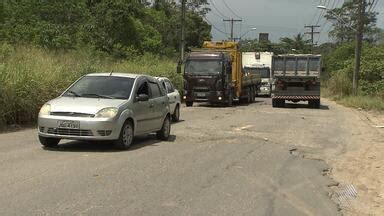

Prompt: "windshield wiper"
[81,93,114,99]
[66,90,81,97]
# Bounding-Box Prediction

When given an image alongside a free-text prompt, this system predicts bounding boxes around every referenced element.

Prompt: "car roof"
[154,77,170,82]
[85,73,159,82]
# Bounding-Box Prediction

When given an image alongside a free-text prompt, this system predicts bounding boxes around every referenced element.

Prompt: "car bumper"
[38,115,121,141]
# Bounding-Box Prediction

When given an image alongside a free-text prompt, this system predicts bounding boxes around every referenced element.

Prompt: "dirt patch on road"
[327,104,384,215]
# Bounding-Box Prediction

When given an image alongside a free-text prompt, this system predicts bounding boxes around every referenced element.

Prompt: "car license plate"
[196,92,206,97]
[57,120,80,129]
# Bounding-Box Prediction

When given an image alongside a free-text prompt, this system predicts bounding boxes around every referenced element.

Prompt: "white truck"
[242,52,273,96]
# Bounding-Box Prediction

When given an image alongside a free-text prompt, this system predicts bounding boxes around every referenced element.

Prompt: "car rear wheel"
[114,121,134,150]
[157,116,171,140]
[39,136,60,148]
[172,105,180,122]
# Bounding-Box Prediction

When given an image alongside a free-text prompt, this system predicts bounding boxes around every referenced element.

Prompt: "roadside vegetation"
[319,1,384,111]
[0,0,209,127]
[0,45,179,127]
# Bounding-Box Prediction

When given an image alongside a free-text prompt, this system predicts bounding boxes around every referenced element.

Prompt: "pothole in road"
[329,183,358,209]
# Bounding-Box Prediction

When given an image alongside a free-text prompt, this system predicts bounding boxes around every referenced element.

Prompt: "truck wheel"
[39,136,60,148]
[250,87,255,103]
[186,101,193,107]
[227,90,233,107]
[309,99,320,109]
[272,99,277,107]
[246,88,251,104]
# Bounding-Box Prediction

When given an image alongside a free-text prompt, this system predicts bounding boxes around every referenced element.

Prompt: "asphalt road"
[0,98,346,216]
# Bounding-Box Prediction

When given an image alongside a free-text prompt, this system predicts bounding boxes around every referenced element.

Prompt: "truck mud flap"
[272,95,320,100]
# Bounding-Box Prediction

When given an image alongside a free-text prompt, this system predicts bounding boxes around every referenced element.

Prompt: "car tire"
[186,101,193,107]
[172,105,180,122]
[39,136,60,148]
[114,120,134,150]
[157,116,171,140]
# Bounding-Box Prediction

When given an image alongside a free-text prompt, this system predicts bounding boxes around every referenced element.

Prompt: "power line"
[221,0,242,19]
[204,17,229,35]
[305,25,321,45]
[209,0,229,19]
[223,18,242,41]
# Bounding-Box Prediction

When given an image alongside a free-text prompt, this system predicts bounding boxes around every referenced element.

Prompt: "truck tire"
[246,87,251,104]
[227,90,233,107]
[186,101,193,107]
[272,99,277,107]
[309,99,320,109]
[250,87,255,103]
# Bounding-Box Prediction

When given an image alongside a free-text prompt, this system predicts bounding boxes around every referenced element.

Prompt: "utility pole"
[180,0,186,62]
[353,0,365,96]
[223,18,242,41]
[304,25,320,46]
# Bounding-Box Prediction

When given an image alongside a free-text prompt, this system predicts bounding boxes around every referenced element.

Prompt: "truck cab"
[183,52,232,106]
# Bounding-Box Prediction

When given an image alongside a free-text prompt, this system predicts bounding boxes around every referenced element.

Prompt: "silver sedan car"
[38,73,171,150]
[156,77,181,122]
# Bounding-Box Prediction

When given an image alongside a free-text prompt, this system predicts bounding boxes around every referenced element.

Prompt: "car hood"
[48,97,126,114]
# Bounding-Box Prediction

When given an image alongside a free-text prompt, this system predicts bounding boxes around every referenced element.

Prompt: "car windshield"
[185,60,222,75]
[63,76,135,99]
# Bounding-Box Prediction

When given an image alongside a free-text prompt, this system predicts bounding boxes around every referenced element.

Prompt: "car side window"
[165,80,175,93]
[149,82,162,98]
[136,81,149,96]
[161,82,167,93]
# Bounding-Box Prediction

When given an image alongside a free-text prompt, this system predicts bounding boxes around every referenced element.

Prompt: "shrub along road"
[0,98,382,215]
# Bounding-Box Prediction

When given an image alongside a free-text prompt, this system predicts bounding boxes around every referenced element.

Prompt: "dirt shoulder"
[325,100,384,215]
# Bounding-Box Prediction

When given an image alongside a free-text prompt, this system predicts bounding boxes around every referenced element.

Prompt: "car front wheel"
[114,121,134,150]
[39,135,60,148]
[157,116,171,140]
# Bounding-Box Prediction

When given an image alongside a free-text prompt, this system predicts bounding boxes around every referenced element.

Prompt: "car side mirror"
[136,94,149,102]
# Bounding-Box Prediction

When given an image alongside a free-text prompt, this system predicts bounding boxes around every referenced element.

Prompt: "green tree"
[280,33,312,53]
[325,0,379,43]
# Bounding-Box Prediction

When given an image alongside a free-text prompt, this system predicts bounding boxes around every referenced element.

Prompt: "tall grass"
[0,45,179,127]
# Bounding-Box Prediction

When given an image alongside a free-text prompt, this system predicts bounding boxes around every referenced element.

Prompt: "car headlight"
[39,104,51,115]
[95,107,118,118]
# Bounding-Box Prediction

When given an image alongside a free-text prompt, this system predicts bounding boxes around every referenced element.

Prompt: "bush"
[0,45,179,127]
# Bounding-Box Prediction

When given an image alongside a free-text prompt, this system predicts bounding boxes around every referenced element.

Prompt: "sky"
[206,0,384,44]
